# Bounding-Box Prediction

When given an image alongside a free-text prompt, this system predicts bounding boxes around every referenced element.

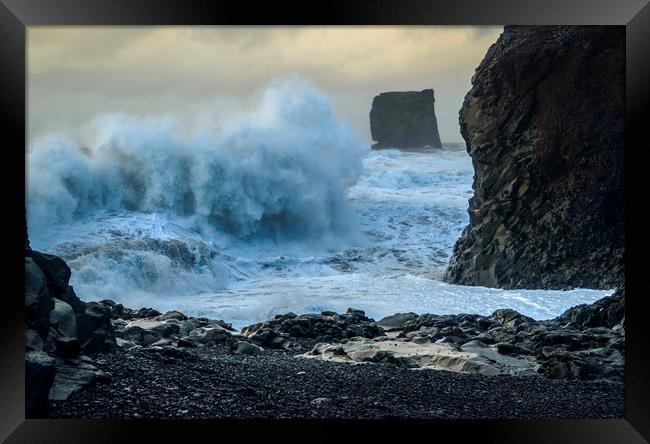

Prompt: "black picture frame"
[2,0,648,441]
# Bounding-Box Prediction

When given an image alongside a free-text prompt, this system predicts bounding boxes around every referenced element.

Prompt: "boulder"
[242,308,384,346]
[490,309,536,328]
[305,337,538,376]
[376,312,418,331]
[444,26,624,289]
[25,258,53,337]
[231,340,263,355]
[59,285,85,315]
[360,288,625,382]
[370,89,442,149]
[49,298,77,338]
[25,351,55,417]
[186,326,231,345]
[25,248,119,410]
[28,250,72,294]
[55,336,81,358]
[556,288,624,329]
[77,302,116,354]
[134,307,162,318]
[25,328,44,351]
[48,359,110,401]
[157,310,188,321]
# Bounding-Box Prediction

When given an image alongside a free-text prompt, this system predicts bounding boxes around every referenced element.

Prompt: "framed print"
[2,0,649,441]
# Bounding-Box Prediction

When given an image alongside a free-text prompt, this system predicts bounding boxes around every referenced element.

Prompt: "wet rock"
[377,312,418,331]
[376,290,625,381]
[187,326,231,345]
[157,310,188,322]
[444,26,624,289]
[134,307,162,319]
[242,308,384,347]
[556,288,624,328]
[540,347,624,381]
[305,337,538,376]
[490,309,536,328]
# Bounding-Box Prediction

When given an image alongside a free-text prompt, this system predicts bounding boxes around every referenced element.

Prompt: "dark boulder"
[134,307,162,318]
[28,250,72,294]
[55,336,81,358]
[25,247,119,408]
[25,258,53,338]
[77,302,117,354]
[25,351,55,417]
[242,308,384,347]
[231,340,263,355]
[370,89,442,149]
[444,26,624,289]
[48,298,77,338]
[157,310,188,321]
[25,328,44,351]
[48,358,111,401]
[556,288,624,329]
[60,286,85,315]
[489,309,536,328]
[377,312,418,331]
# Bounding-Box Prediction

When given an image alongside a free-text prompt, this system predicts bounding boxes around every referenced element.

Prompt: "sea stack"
[444,26,624,289]
[369,89,442,149]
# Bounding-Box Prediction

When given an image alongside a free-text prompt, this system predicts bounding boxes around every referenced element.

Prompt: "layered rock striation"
[370,89,442,149]
[444,26,624,289]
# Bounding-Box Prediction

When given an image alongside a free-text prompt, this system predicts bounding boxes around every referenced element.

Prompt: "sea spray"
[27,78,368,241]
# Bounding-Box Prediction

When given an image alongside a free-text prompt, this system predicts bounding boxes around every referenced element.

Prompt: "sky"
[28,26,503,145]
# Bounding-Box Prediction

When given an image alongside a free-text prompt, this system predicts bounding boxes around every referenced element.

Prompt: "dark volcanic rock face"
[370,89,442,149]
[444,26,624,289]
[24,244,117,417]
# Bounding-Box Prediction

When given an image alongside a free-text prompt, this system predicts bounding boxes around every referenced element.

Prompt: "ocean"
[27,80,611,329]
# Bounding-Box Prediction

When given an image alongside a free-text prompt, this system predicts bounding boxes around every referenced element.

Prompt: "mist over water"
[27,79,612,328]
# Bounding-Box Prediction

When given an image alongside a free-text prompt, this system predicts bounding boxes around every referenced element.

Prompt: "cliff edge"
[444,26,624,289]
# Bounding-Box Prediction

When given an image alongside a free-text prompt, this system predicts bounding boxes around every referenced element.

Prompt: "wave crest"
[27,79,368,241]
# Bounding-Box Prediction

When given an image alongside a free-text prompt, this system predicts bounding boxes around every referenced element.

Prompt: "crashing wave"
[27,78,368,242]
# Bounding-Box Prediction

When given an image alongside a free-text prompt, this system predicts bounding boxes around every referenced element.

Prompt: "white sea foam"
[26,80,613,328]
[27,78,366,241]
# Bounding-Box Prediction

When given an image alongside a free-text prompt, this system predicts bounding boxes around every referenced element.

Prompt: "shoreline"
[27,247,625,419]
[46,287,624,419]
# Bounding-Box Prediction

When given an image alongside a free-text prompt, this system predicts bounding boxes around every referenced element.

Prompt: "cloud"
[28,26,503,143]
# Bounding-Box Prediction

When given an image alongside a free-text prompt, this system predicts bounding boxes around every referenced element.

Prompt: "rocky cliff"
[444,26,624,289]
[370,89,442,149]
[25,240,116,417]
